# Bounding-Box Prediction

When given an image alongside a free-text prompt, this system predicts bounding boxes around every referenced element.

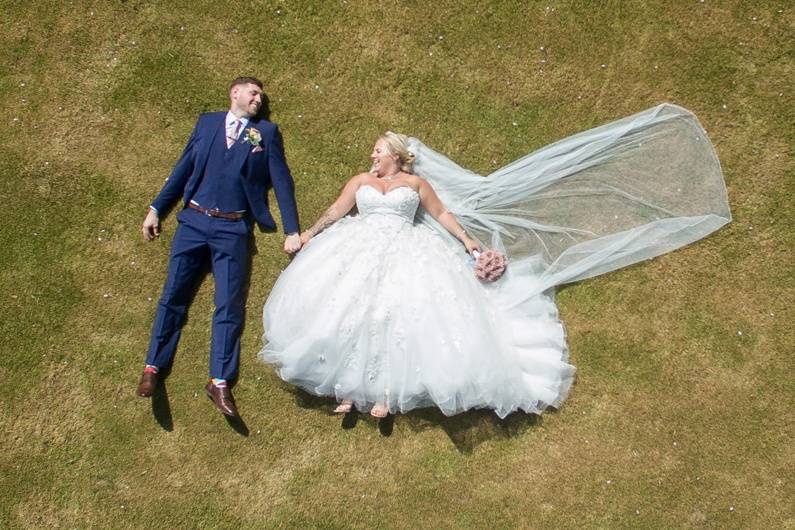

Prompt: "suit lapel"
[194,113,225,178]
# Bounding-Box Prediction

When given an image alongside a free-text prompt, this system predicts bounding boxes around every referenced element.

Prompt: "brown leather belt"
[187,202,246,220]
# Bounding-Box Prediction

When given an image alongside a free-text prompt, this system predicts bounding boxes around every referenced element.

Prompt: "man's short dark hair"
[230,76,263,91]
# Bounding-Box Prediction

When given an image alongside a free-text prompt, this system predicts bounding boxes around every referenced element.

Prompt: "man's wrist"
[149,205,159,216]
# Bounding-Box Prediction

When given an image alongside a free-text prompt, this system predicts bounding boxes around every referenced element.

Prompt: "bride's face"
[370,138,400,176]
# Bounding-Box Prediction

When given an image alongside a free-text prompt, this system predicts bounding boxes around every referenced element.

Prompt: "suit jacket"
[151,112,300,233]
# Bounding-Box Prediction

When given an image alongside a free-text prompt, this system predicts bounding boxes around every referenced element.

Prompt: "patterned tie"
[227,119,242,148]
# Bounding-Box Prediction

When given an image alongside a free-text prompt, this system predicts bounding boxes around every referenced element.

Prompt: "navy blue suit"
[145,112,299,381]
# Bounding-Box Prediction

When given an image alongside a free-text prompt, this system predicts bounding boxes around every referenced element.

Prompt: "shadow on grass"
[337,410,394,437]
[286,385,542,447]
[378,414,395,437]
[151,370,173,432]
[401,408,542,453]
[223,413,250,437]
[338,407,541,447]
[342,411,359,430]
[285,387,397,437]
[290,388,330,410]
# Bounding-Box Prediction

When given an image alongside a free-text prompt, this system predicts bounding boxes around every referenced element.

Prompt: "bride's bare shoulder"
[405,174,433,192]
[350,172,373,186]
[336,173,372,195]
[403,173,424,187]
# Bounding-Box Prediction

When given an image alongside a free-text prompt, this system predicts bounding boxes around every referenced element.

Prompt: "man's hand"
[283,233,302,254]
[142,209,160,241]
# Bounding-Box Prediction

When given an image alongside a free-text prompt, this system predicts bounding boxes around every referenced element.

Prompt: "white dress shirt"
[225,111,249,146]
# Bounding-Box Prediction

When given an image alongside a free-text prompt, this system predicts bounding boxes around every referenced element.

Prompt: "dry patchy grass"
[1,1,793,528]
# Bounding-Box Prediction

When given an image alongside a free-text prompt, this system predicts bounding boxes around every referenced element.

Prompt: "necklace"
[381,172,399,181]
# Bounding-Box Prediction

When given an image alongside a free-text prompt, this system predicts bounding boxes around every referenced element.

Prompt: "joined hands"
[284,233,302,254]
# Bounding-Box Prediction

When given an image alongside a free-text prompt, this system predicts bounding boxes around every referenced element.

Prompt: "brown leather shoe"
[205,381,239,417]
[137,370,159,397]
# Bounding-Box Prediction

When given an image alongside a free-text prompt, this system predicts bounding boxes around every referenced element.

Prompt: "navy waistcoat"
[190,123,249,211]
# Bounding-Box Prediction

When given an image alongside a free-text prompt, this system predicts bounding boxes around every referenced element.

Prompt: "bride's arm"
[417,178,481,255]
[301,173,364,244]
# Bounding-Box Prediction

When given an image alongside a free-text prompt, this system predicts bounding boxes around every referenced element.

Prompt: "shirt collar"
[226,111,249,129]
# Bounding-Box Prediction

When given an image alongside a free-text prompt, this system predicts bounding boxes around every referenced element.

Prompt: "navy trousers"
[145,208,252,381]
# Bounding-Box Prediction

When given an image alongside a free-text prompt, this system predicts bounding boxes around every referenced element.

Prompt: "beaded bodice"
[355,185,420,222]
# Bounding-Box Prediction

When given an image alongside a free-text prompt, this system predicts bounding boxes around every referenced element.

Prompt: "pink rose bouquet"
[473,249,507,282]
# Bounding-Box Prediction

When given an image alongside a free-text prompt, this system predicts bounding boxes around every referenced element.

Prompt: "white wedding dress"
[260,104,730,418]
[261,185,574,418]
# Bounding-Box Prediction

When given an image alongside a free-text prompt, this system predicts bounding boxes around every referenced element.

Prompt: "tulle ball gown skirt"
[260,186,575,418]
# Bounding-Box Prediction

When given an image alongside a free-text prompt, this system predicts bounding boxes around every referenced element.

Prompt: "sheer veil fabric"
[411,103,731,298]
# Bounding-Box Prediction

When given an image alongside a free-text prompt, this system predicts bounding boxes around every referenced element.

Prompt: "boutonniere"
[242,127,262,146]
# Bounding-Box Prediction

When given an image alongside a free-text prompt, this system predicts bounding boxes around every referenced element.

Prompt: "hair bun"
[401,151,415,172]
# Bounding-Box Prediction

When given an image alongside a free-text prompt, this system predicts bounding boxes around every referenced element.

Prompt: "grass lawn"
[1,1,792,528]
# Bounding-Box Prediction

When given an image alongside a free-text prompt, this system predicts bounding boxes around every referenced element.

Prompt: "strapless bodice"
[355,185,420,222]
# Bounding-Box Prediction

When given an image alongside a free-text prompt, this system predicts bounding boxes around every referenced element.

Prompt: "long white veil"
[410,103,731,297]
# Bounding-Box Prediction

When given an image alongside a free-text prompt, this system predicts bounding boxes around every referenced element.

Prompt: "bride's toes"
[334,400,353,414]
[370,403,389,418]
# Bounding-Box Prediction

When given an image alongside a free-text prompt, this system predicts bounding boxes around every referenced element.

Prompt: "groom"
[136,76,301,417]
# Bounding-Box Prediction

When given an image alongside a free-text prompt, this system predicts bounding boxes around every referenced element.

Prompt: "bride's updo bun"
[381,131,415,173]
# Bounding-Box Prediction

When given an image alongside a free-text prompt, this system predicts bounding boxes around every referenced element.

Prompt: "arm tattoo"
[307,207,338,237]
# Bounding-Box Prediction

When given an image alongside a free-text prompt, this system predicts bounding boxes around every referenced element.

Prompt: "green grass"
[1,0,793,528]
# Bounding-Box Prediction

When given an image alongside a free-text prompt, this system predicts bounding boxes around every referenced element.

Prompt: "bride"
[260,104,730,419]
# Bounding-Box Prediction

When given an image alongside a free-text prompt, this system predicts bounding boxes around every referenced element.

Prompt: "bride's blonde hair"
[380,131,415,173]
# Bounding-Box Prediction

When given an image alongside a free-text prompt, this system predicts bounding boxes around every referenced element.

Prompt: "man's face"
[230,83,263,117]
